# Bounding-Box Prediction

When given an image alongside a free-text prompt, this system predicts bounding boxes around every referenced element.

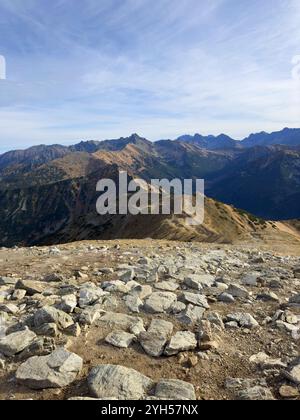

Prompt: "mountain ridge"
[1,128,300,247]
[1,128,300,159]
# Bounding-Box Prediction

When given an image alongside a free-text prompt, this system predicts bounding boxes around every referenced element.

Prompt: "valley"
[0,129,300,248]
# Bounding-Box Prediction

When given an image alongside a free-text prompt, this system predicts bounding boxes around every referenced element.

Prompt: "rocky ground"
[0,239,299,401]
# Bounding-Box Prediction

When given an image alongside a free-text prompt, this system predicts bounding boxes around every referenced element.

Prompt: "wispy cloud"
[0,0,300,151]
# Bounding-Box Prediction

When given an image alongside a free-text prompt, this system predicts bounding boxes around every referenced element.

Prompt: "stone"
[225,377,268,391]
[101,295,120,311]
[198,320,213,341]
[184,274,215,290]
[79,285,105,308]
[124,295,143,313]
[0,276,17,286]
[147,319,174,336]
[17,337,56,361]
[144,292,177,314]
[268,278,282,289]
[238,386,275,401]
[35,323,58,337]
[249,352,287,369]
[99,268,114,275]
[241,273,260,286]
[44,273,65,283]
[206,312,224,329]
[105,331,135,348]
[75,271,88,280]
[289,294,300,305]
[49,247,61,255]
[178,304,205,325]
[138,257,152,265]
[218,292,235,303]
[187,355,198,368]
[279,385,299,398]
[118,269,135,283]
[180,292,210,309]
[34,306,74,330]
[198,320,220,351]
[11,289,27,301]
[256,292,279,302]
[225,321,239,329]
[226,313,259,329]
[170,301,186,314]
[0,328,37,357]
[154,281,179,292]
[214,282,229,292]
[0,303,19,314]
[88,365,153,400]
[284,364,300,385]
[139,319,173,357]
[57,294,77,313]
[293,267,300,278]
[250,256,265,264]
[0,313,8,337]
[227,284,249,299]
[79,306,103,325]
[16,280,48,296]
[16,348,83,389]
[154,379,196,400]
[102,280,129,293]
[275,321,299,334]
[99,312,145,335]
[0,292,7,304]
[58,285,78,297]
[0,354,5,369]
[146,271,159,284]
[130,285,152,300]
[199,340,219,351]
[165,331,197,356]
[64,323,81,337]
[225,377,274,400]
[283,311,299,325]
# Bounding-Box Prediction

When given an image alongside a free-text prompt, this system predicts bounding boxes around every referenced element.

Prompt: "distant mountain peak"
[176,133,238,150]
[128,133,143,140]
[243,127,300,147]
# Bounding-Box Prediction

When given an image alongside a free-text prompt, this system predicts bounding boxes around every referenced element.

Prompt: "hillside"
[1,131,300,247]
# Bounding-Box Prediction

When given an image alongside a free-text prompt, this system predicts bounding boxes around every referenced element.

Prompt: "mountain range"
[0,128,300,247]
[177,127,300,149]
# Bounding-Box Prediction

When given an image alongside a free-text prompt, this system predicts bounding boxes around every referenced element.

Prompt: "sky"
[0,0,300,152]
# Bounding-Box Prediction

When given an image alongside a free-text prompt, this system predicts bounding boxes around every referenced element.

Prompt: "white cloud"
[0,0,300,151]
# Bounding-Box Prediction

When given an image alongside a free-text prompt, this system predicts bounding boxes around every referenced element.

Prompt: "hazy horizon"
[0,126,300,154]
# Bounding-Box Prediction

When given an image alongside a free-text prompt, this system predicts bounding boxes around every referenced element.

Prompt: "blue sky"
[0,0,300,152]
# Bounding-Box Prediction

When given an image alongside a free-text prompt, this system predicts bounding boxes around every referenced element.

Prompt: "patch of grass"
[235,207,267,227]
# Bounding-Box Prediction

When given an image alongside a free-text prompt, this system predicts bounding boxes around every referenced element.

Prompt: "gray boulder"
[0,328,37,357]
[144,292,177,314]
[34,306,74,330]
[88,365,154,399]
[16,280,48,295]
[180,292,210,309]
[165,331,197,356]
[105,331,135,348]
[154,379,196,400]
[139,319,173,357]
[184,274,215,290]
[227,284,250,299]
[226,313,259,329]
[16,348,83,389]
[178,304,205,325]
